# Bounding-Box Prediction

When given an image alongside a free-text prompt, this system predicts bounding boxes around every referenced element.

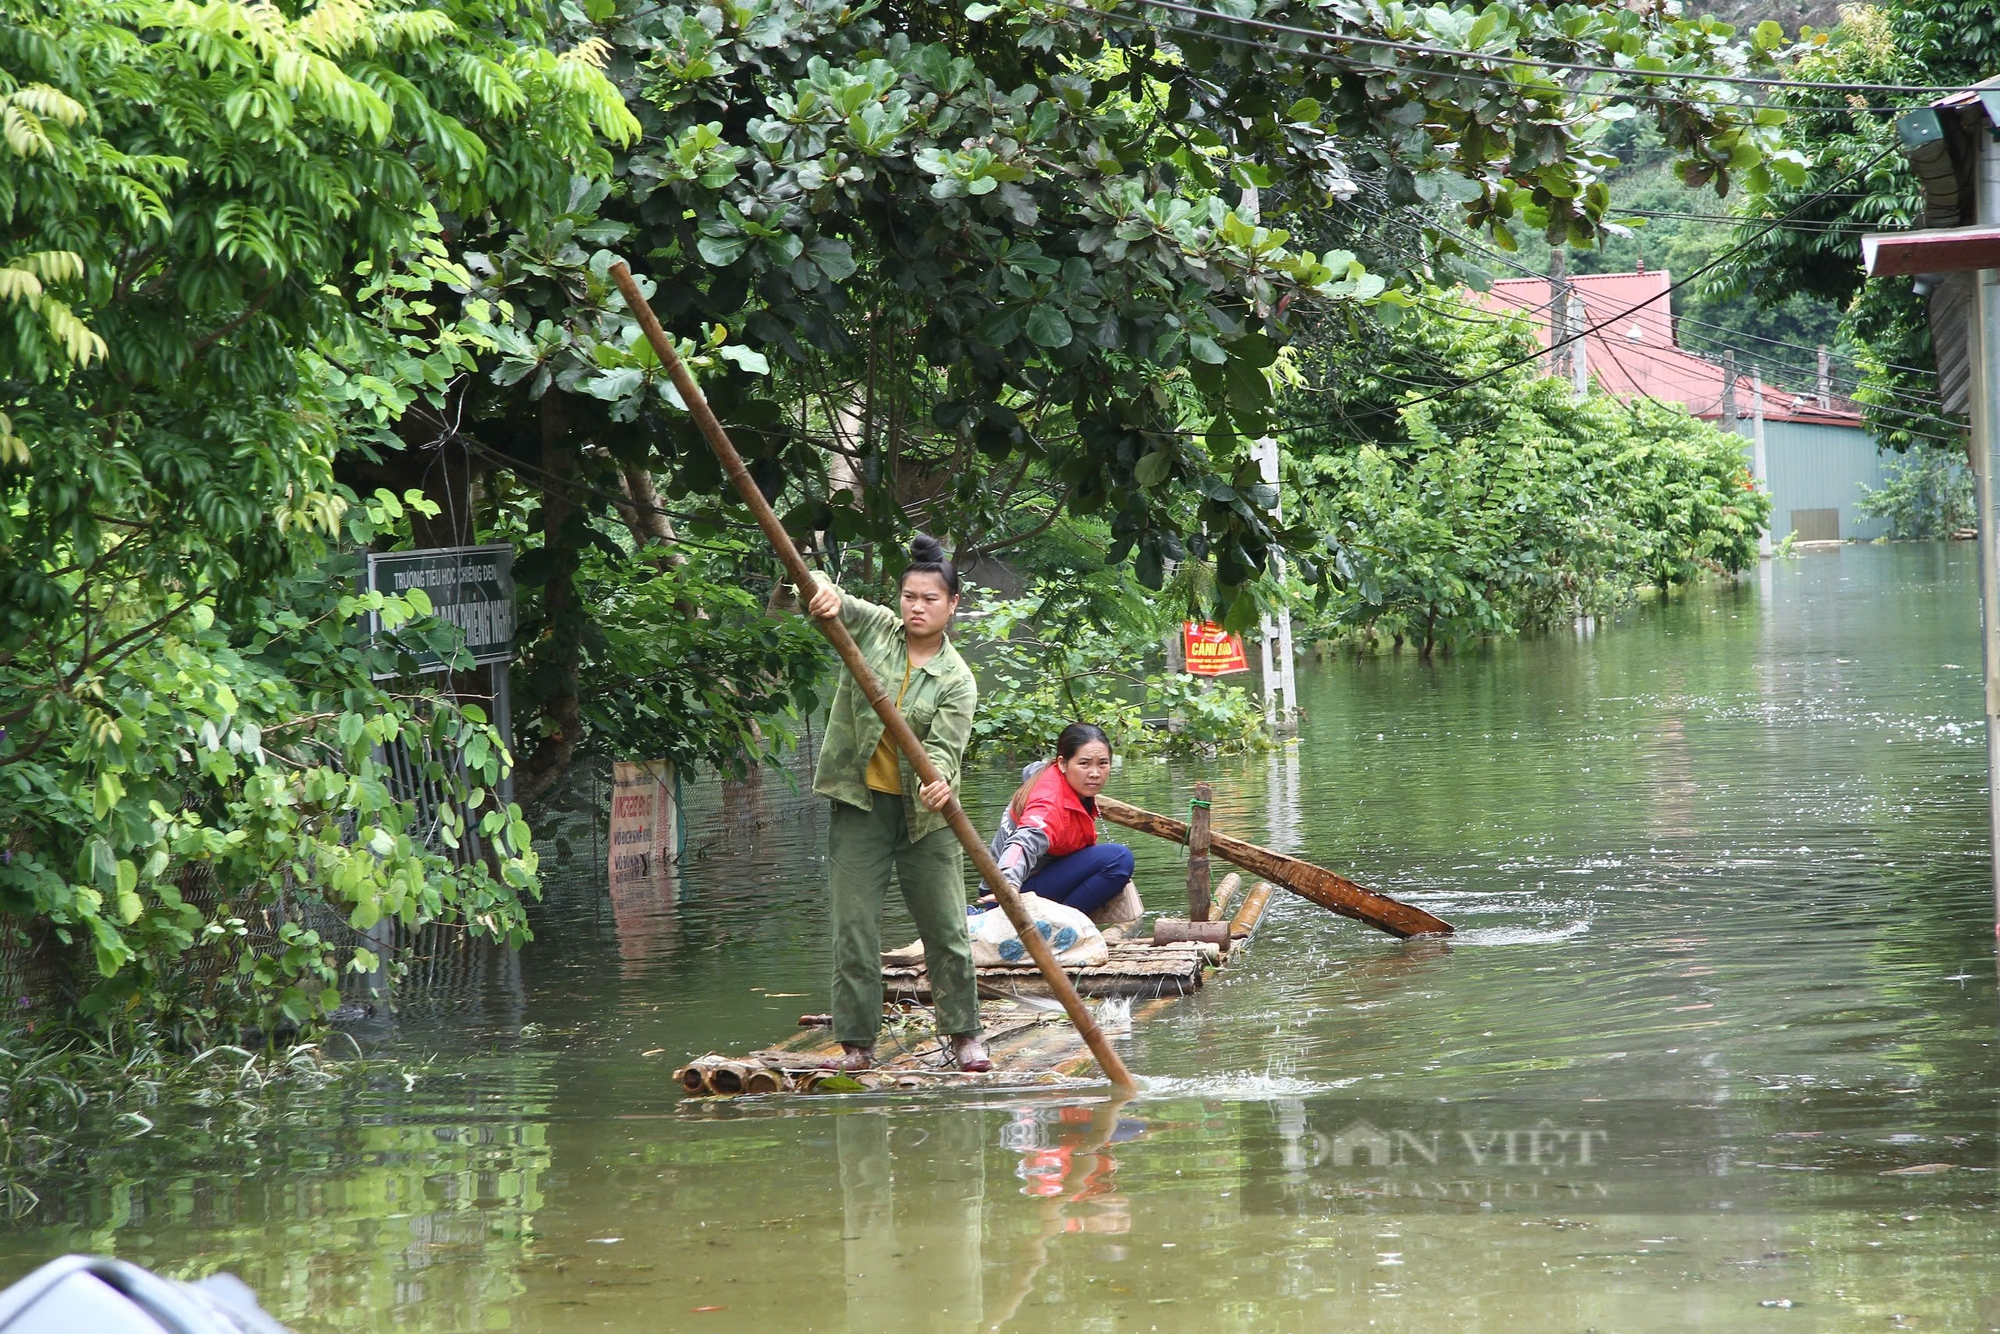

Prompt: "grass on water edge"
[0,1021,395,1220]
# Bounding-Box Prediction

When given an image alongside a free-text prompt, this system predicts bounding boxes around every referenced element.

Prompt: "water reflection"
[606,857,679,970]
[987,1099,1143,1326]
[837,1110,984,1330]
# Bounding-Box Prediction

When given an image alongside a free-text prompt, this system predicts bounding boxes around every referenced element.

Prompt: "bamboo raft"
[674,870,1276,1097]
[672,780,1448,1099]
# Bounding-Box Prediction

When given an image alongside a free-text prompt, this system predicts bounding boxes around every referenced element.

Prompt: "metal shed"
[1734,417,1896,543]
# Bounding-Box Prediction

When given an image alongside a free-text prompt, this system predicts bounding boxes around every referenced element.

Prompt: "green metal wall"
[1737,420,1893,542]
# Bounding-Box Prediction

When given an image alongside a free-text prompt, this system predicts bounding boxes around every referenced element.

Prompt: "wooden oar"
[1094,795,1452,939]
[610,262,1136,1092]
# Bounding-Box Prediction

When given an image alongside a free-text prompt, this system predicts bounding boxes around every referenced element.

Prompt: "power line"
[1459,241,1954,399]
[1393,197,1954,395]
[1617,206,1887,232]
[1114,0,1984,101]
[1420,290,1968,444]
[1064,1,1924,116]
[1159,164,1955,449]
[1276,146,1902,429]
[1442,272,1967,441]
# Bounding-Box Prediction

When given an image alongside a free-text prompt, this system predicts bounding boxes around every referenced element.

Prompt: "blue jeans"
[1022,843,1135,915]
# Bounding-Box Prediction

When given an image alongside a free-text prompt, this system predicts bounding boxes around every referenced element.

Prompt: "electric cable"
[1251,144,1904,435]
[1112,0,1988,100]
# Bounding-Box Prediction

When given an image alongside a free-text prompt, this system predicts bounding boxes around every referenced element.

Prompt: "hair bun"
[908,533,946,563]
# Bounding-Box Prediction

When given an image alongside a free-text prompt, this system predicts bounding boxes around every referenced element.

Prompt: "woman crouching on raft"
[802,535,988,1073]
[983,723,1140,921]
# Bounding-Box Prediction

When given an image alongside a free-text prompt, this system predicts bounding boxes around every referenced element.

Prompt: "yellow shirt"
[864,658,915,794]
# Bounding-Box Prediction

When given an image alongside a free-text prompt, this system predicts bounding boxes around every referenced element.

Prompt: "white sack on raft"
[969,895,1108,968]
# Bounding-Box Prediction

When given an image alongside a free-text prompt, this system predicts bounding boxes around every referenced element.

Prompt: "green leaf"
[1134,450,1173,486]
[809,238,857,282]
[719,345,771,374]
[1025,306,1072,348]
[1189,335,1227,365]
[698,234,751,266]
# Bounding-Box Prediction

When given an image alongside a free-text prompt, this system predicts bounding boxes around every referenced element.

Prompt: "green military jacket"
[808,575,978,844]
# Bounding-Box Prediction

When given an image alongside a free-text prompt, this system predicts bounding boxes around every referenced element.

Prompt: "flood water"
[5,543,1999,1332]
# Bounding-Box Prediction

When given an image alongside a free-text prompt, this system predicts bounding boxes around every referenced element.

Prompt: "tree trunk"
[616,457,681,555]
[517,392,583,806]
[613,456,701,618]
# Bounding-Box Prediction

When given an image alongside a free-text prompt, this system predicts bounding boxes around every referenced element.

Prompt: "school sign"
[365,544,516,677]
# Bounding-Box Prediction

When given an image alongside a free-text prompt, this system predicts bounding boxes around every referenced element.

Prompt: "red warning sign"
[1183,621,1249,677]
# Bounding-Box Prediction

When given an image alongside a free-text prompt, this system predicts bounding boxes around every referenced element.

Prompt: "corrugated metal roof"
[1473,269,1865,426]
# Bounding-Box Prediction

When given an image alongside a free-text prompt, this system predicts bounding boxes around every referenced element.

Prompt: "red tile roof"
[1472,270,1864,428]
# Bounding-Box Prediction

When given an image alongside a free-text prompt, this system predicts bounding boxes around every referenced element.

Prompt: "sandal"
[950,1034,992,1072]
[818,1043,875,1071]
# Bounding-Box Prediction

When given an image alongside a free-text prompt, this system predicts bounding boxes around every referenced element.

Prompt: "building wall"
[1736,420,1893,543]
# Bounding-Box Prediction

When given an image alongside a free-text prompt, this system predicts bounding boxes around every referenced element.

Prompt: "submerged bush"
[1,488,539,1041]
[958,584,1268,761]
[1291,294,1770,658]
[1858,445,1975,539]
[0,0,632,1038]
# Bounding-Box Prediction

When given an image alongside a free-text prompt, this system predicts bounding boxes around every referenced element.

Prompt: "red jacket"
[991,760,1098,886]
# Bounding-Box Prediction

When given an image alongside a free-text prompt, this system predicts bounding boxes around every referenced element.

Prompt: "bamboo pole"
[1229,881,1275,940]
[1153,918,1231,946]
[704,1060,756,1095]
[1095,794,1452,939]
[1207,871,1244,922]
[610,262,1136,1091]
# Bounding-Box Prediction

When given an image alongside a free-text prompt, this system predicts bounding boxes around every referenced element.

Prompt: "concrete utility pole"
[1817,344,1833,407]
[1548,250,1571,383]
[1254,436,1297,730]
[1751,365,1772,557]
[1721,350,1738,428]
[1569,297,1590,398]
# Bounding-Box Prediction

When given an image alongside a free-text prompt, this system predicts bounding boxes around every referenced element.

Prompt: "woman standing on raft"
[803,535,988,1073]
[985,724,1140,922]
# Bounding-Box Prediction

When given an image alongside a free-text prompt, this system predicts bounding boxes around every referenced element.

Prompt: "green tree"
[0,0,632,1031]
[1289,294,1768,656]
[957,574,1268,760]
[1857,444,1975,538]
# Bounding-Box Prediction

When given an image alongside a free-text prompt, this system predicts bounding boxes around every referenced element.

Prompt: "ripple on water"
[1447,920,1593,946]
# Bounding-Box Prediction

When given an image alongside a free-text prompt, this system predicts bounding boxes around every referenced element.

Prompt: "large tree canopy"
[0,0,1799,1032]
[382,0,1794,794]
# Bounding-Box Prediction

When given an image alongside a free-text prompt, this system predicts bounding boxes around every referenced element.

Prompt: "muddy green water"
[6,543,2000,1332]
